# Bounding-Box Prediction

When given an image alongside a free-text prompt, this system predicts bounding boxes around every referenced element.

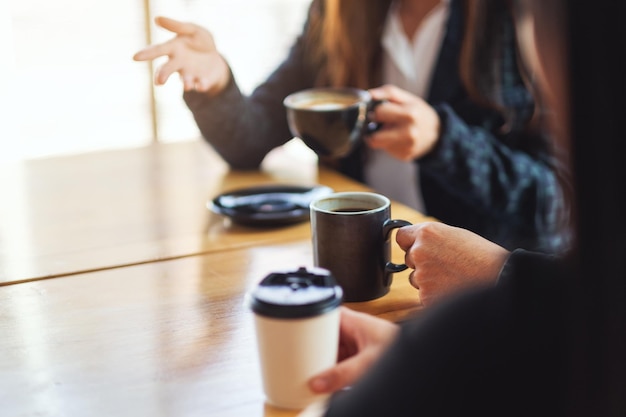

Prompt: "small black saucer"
[209,184,333,227]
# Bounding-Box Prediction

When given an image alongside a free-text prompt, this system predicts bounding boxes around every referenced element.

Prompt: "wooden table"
[0,141,427,286]
[0,140,432,416]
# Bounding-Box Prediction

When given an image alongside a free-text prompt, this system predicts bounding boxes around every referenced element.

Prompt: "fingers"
[365,101,415,158]
[154,50,208,88]
[133,17,199,62]
[180,76,209,91]
[309,308,367,394]
[396,223,424,250]
[369,99,412,126]
[337,306,380,335]
[154,16,198,36]
[181,74,195,91]
[194,77,211,92]
[133,42,171,62]
[308,353,369,394]
[148,58,200,89]
[368,84,430,125]
[366,130,415,161]
[408,270,419,289]
[309,308,399,393]
[369,84,417,104]
[369,84,399,101]
[182,76,211,92]
[154,58,181,85]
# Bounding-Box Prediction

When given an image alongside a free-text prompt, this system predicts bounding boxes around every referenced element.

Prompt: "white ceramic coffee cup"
[248,267,342,410]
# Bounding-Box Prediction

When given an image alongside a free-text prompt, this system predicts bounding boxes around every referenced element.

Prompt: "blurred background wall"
[0,0,310,161]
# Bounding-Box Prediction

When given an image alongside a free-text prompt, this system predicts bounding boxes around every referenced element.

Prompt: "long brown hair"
[459,0,509,108]
[304,0,392,88]
[304,0,534,128]
[459,0,541,130]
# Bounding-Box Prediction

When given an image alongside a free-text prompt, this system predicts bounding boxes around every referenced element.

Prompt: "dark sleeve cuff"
[496,248,560,287]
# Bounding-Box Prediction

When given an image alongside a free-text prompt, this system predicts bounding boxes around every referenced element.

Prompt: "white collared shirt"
[363,0,450,211]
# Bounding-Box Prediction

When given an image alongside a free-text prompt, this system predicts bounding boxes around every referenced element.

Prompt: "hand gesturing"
[133,16,230,94]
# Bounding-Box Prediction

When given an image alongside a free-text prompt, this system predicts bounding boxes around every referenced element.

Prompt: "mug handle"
[383,219,412,274]
[364,99,386,135]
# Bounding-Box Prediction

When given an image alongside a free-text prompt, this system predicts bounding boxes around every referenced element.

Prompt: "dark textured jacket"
[184,0,567,253]
[324,249,567,417]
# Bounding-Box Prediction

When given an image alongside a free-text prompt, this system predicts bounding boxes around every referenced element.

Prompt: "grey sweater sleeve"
[183,22,318,170]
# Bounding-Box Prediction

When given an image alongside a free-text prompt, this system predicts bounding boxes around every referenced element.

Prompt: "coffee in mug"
[310,192,411,302]
[247,267,342,410]
[283,88,381,158]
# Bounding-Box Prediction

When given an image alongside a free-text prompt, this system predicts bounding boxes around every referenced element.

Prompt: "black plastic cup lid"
[248,267,343,319]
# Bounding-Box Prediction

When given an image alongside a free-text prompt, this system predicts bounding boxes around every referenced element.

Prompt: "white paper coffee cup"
[248,267,342,410]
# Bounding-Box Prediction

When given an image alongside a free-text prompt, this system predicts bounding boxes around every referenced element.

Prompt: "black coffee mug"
[309,191,412,302]
[283,88,381,158]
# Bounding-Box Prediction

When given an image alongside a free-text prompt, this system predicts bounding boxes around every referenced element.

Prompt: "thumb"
[308,353,370,394]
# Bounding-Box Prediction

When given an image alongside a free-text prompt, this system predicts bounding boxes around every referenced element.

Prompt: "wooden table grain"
[0,240,423,417]
[0,140,434,416]
[0,141,431,286]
